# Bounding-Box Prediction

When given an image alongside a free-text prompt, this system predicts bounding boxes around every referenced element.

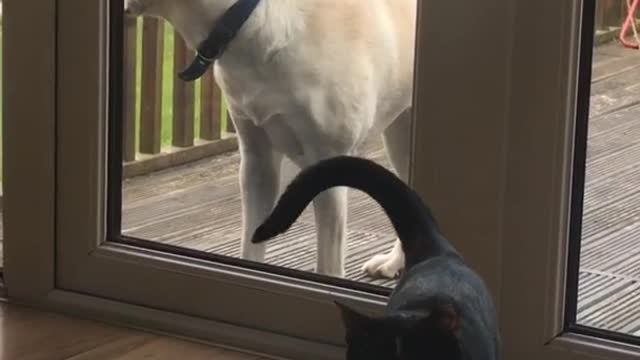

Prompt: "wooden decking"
[122,139,397,288]
[1,40,640,334]
[575,42,640,334]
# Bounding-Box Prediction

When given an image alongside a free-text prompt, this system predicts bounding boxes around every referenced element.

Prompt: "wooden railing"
[596,0,629,31]
[593,0,640,45]
[122,18,238,178]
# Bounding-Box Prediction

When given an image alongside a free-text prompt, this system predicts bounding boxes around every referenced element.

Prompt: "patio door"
[500,0,640,358]
[42,0,515,357]
[7,0,640,358]
[24,0,640,358]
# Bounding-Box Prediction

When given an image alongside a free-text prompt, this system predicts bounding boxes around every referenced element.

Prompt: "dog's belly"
[239,101,365,164]
[225,83,411,165]
[260,114,305,157]
[219,75,375,162]
[214,23,414,163]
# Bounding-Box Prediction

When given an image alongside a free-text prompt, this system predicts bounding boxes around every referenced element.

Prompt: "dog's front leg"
[312,187,348,277]
[363,110,412,279]
[236,123,283,262]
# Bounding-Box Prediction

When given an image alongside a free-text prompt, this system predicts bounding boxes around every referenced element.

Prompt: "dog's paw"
[362,253,403,279]
[363,239,405,279]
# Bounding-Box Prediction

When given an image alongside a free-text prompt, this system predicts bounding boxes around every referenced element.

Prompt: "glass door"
[9,0,640,358]
[113,7,414,289]
[571,0,640,346]
[501,0,640,358]
[52,0,513,358]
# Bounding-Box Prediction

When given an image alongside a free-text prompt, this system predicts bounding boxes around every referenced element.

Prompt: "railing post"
[172,35,195,147]
[200,70,222,141]
[596,0,626,31]
[139,18,164,154]
[226,110,235,134]
[122,17,138,162]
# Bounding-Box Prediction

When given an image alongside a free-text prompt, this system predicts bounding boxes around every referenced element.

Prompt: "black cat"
[252,156,500,359]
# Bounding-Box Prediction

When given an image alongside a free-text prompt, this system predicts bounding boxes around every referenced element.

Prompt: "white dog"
[124,0,416,279]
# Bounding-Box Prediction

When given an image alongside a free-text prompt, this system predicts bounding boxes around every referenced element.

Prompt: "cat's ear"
[433,303,462,334]
[386,304,462,359]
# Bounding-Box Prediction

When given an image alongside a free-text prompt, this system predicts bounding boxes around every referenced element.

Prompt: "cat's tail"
[251,156,457,269]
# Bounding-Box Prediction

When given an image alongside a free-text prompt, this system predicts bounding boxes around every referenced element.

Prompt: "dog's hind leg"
[312,186,348,277]
[236,118,284,262]
[362,109,411,279]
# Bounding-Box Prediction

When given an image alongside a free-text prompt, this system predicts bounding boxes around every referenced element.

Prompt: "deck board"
[2,40,640,334]
[121,140,398,288]
[577,43,640,335]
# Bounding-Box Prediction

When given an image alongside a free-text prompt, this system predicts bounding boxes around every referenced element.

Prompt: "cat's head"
[336,301,463,360]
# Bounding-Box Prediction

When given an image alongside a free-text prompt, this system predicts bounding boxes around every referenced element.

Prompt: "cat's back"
[389,256,492,307]
[387,256,500,359]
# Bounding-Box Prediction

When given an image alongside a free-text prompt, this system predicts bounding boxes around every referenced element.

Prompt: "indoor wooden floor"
[0,301,270,360]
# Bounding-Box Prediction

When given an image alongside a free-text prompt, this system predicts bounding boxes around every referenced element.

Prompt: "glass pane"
[114,2,418,289]
[572,0,640,338]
